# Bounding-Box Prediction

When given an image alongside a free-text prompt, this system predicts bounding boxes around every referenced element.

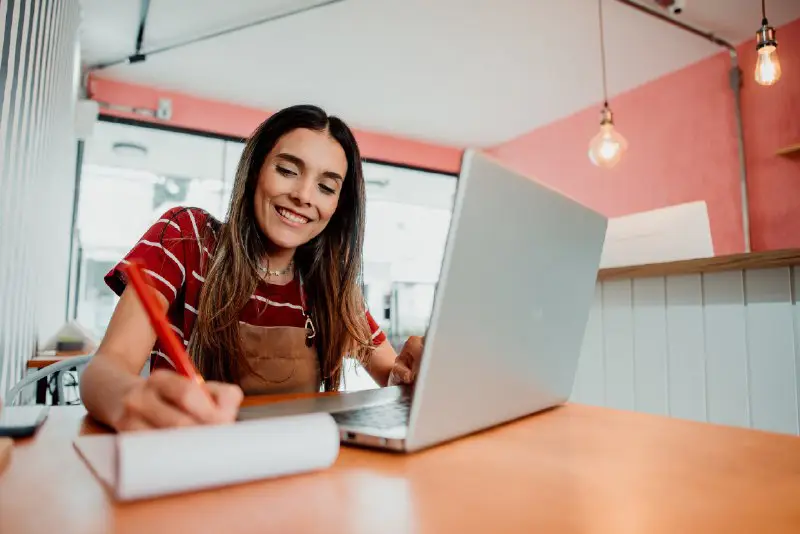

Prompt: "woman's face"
[254,128,347,252]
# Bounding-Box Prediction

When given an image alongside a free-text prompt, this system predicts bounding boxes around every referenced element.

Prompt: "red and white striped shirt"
[104,206,386,372]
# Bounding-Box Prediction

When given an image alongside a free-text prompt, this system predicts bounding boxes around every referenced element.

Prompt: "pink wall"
[740,18,800,252]
[488,17,800,255]
[87,75,464,175]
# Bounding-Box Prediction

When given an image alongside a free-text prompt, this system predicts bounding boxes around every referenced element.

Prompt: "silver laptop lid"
[405,150,607,452]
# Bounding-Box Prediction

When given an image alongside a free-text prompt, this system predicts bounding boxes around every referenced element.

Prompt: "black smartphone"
[0,406,49,438]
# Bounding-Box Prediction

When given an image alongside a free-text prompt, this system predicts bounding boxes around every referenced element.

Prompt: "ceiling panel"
[78,0,800,146]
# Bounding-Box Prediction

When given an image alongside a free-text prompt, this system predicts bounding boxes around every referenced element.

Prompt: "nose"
[289,176,314,206]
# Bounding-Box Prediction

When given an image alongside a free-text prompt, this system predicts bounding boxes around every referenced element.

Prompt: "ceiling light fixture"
[755,0,781,86]
[588,0,628,169]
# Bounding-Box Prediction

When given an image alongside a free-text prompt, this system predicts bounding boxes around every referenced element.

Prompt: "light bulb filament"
[755,45,781,85]
[599,136,621,160]
[589,120,627,169]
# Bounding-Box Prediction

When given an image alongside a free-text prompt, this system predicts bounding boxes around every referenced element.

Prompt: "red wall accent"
[87,75,464,175]
[488,17,800,255]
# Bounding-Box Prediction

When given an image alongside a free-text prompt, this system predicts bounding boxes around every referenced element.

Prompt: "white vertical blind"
[0,0,81,401]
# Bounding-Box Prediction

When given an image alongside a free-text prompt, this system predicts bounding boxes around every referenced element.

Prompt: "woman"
[80,105,424,432]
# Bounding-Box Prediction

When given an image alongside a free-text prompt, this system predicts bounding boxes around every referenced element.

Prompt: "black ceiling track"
[89,0,346,71]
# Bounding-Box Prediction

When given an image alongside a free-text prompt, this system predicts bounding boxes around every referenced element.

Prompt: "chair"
[5,354,93,407]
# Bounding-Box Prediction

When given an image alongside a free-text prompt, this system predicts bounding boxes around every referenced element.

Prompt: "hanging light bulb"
[589,106,627,168]
[755,0,781,86]
[588,0,626,168]
[755,25,781,85]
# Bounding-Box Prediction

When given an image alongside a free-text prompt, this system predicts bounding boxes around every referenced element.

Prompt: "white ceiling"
[78,0,800,147]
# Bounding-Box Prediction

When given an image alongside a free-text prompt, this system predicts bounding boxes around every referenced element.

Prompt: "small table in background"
[25,350,89,404]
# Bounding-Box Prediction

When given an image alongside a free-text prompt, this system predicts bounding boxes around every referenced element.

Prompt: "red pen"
[123,260,205,386]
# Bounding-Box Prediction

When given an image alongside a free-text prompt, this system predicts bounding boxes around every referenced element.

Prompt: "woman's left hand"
[388,336,425,386]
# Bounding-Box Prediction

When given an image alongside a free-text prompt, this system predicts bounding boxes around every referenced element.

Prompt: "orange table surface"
[1,392,799,534]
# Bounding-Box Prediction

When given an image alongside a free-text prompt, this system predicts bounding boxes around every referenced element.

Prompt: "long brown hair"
[187,105,372,391]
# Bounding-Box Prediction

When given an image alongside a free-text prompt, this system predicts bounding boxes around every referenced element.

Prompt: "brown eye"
[319,184,336,195]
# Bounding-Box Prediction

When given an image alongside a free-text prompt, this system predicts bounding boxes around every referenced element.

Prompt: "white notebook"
[74,412,340,501]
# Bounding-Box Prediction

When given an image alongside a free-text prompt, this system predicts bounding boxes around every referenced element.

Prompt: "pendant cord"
[598,0,609,108]
[762,0,767,24]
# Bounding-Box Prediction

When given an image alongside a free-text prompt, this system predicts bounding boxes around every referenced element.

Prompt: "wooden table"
[1,394,799,533]
[26,350,89,369]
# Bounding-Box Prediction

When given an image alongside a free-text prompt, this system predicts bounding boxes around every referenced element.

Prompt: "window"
[73,120,456,391]
[75,121,229,339]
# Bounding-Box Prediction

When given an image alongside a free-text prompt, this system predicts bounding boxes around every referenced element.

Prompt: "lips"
[275,206,311,225]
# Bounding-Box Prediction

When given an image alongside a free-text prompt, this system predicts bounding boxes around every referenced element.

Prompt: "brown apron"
[236,273,321,396]
[237,324,320,395]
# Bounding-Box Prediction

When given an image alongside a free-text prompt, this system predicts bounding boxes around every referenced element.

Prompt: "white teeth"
[277,207,309,224]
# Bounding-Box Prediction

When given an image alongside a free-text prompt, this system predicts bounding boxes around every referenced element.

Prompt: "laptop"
[238,149,608,453]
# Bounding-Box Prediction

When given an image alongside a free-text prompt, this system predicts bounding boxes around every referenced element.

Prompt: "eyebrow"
[276,152,343,182]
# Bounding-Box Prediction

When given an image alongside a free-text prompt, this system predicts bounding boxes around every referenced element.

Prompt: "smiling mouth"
[275,206,311,225]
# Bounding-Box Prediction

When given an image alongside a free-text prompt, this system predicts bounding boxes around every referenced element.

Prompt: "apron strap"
[297,272,316,345]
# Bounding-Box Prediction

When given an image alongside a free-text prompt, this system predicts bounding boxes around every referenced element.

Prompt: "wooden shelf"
[776,143,800,157]
[597,248,800,281]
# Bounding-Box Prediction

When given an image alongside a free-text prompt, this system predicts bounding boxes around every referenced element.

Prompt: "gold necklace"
[258,260,293,277]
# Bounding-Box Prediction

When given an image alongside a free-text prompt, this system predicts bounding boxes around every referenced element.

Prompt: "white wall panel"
[572,266,800,436]
[665,274,707,422]
[702,270,750,428]
[632,277,668,416]
[794,267,800,433]
[743,268,798,435]
[602,279,635,411]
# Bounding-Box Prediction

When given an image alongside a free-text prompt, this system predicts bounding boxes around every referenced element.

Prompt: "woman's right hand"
[114,370,243,432]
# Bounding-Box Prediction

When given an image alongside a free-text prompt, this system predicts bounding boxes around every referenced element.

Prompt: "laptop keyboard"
[331,397,411,429]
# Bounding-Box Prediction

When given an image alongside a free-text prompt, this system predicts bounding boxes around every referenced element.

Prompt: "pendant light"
[755,0,781,86]
[588,0,627,168]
